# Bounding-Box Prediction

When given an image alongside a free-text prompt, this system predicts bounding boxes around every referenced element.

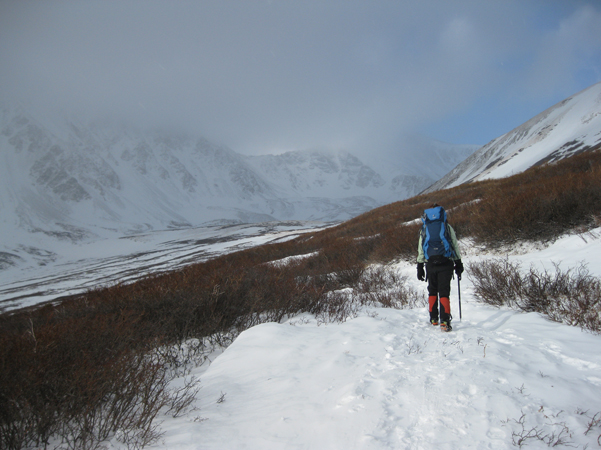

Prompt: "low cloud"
[1,1,600,154]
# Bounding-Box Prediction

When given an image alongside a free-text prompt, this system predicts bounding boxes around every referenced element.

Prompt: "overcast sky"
[1,0,600,155]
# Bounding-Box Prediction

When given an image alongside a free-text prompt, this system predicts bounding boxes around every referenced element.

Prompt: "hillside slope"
[425,81,601,193]
[117,229,601,450]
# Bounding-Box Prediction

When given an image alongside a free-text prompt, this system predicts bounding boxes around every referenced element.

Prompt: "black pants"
[426,260,454,322]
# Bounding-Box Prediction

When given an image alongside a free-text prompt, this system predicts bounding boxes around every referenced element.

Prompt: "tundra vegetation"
[1,148,601,449]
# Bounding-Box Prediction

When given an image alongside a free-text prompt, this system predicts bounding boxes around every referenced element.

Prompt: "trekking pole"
[457,276,462,320]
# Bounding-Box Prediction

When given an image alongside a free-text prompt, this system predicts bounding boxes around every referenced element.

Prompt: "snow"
[267,251,320,267]
[0,222,330,312]
[178,308,599,450]
[101,228,601,450]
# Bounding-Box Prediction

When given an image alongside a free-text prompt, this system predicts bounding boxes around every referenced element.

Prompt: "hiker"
[416,204,463,332]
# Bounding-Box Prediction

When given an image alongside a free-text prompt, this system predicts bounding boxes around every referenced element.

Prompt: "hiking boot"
[430,318,439,326]
[440,321,452,332]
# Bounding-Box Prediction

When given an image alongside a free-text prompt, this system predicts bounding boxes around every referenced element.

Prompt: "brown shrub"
[468,259,601,333]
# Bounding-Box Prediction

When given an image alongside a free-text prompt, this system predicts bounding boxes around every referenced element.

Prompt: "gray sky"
[1,0,600,155]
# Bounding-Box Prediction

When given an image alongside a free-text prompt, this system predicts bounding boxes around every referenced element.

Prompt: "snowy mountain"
[0,109,283,239]
[0,105,474,247]
[247,149,386,198]
[425,81,601,193]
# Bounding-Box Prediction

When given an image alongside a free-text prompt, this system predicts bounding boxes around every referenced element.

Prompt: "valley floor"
[0,221,327,313]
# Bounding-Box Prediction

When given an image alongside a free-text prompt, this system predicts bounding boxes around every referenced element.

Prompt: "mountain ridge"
[424,81,601,193]
[1,105,474,245]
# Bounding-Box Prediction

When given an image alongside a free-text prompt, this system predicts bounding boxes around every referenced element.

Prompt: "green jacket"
[417,224,462,264]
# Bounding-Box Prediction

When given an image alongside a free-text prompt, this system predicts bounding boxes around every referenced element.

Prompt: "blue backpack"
[421,206,456,260]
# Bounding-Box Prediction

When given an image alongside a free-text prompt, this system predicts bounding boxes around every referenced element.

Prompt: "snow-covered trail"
[111,230,601,449]
[157,302,600,450]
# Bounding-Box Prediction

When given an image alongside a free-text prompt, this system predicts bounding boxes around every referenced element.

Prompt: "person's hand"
[417,263,425,281]
[454,259,464,280]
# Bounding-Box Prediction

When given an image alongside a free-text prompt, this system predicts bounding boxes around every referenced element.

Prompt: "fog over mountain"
[0,104,476,269]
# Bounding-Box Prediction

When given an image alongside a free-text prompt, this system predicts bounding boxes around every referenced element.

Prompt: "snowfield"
[0,221,330,312]
[127,230,601,450]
